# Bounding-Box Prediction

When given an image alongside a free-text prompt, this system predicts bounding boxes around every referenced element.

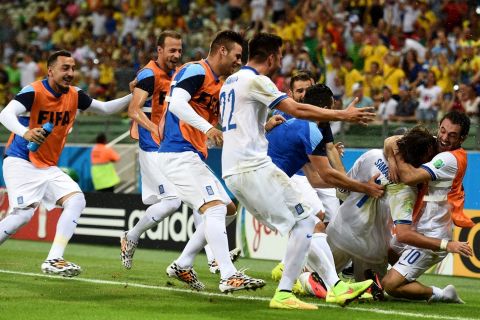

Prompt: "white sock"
[203,205,236,279]
[176,217,207,268]
[127,198,181,241]
[47,193,85,260]
[193,209,215,263]
[0,207,35,244]
[278,215,315,291]
[307,233,339,289]
[430,286,444,301]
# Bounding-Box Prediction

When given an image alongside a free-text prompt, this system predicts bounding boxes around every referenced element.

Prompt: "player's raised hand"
[129,78,138,93]
[206,127,223,146]
[364,173,384,198]
[23,127,47,144]
[447,241,473,257]
[265,114,286,132]
[342,97,376,125]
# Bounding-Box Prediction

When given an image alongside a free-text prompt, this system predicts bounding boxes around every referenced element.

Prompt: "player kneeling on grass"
[0,50,132,277]
[382,111,473,303]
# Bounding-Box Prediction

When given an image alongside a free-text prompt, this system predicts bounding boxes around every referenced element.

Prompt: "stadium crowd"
[0,0,479,125]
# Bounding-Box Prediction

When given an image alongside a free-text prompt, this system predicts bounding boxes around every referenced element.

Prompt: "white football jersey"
[220,66,288,177]
[327,149,416,264]
[416,151,457,239]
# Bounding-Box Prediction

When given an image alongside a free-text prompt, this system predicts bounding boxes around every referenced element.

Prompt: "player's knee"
[13,208,35,226]
[162,197,182,213]
[381,274,399,294]
[63,193,86,210]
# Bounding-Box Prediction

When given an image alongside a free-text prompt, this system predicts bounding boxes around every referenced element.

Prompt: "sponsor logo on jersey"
[433,159,445,169]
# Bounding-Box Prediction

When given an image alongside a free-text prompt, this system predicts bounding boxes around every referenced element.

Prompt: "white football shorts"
[225,163,313,236]
[139,149,179,205]
[3,156,81,211]
[290,174,325,217]
[157,151,231,210]
[392,246,447,282]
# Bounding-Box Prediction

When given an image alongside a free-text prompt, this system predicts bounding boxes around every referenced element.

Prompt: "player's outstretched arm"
[309,155,384,198]
[0,99,47,144]
[394,154,431,185]
[87,94,132,115]
[276,97,376,124]
[395,224,473,257]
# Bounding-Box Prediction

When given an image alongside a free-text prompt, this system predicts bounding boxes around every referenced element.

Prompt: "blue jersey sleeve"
[172,63,205,96]
[136,68,155,96]
[14,85,35,111]
[299,122,323,155]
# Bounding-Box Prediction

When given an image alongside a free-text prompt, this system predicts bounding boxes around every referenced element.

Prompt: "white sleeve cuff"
[169,88,213,134]
[0,99,29,137]
[87,94,132,114]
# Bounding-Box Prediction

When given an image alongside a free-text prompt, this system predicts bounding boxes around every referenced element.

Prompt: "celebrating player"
[220,33,377,310]
[0,50,132,277]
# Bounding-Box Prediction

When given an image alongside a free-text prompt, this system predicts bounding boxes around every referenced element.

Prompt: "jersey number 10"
[220,89,237,131]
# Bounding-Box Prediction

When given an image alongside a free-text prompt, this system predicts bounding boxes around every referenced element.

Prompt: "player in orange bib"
[0,50,132,277]
[157,30,265,293]
[383,110,474,303]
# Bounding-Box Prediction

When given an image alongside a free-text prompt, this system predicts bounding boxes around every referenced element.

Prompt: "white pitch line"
[0,269,475,320]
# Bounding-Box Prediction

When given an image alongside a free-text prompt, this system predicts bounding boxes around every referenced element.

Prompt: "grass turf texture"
[1,239,479,320]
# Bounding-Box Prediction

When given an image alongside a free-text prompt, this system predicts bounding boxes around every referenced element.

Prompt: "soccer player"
[157,30,265,293]
[381,111,473,303]
[270,72,344,283]
[120,30,184,269]
[220,33,377,310]
[265,83,384,303]
[0,50,132,277]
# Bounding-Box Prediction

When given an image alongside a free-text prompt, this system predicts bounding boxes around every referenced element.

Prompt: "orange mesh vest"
[177,60,222,158]
[26,81,78,167]
[130,60,173,144]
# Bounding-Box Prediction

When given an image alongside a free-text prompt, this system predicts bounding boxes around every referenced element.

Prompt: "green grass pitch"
[0,239,479,320]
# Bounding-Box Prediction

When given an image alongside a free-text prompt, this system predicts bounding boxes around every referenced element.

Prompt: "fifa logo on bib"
[295,204,304,215]
[206,186,214,196]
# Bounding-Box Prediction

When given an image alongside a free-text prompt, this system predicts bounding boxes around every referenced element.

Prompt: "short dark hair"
[303,84,334,109]
[96,133,107,144]
[47,50,72,67]
[397,126,437,168]
[248,33,283,63]
[439,110,470,138]
[290,71,313,90]
[157,30,182,47]
[209,30,243,55]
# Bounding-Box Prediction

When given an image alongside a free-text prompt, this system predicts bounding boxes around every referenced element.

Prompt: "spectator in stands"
[462,84,480,124]
[91,133,121,192]
[378,86,398,122]
[364,61,384,99]
[344,82,374,109]
[402,49,423,84]
[383,53,405,100]
[17,53,39,89]
[392,85,418,122]
[416,70,443,123]
[344,57,364,99]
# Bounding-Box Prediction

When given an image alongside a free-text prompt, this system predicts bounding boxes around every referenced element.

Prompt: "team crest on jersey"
[433,159,445,169]
[158,185,165,194]
[295,204,304,215]
[17,196,24,205]
[206,186,214,196]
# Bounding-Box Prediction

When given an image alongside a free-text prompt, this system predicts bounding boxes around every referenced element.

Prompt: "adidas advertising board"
[1,192,235,252]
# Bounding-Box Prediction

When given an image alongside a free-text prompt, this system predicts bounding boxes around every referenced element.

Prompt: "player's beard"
[55,77,73,93]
